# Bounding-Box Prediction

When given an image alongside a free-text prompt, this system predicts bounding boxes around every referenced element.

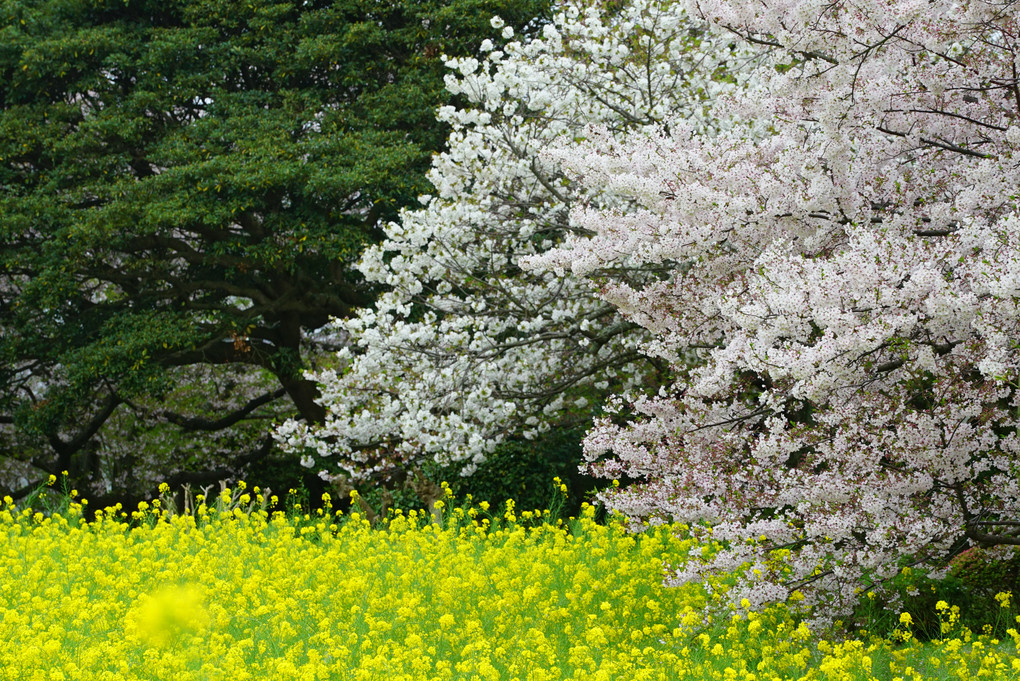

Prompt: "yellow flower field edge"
[1,481,1019,681]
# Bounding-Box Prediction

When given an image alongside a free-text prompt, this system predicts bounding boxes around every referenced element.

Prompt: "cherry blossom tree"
[531,0,1020,619]
[277,0,737,482]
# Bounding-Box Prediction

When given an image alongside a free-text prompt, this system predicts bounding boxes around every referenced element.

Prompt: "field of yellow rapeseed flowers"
[1,481,1018,681]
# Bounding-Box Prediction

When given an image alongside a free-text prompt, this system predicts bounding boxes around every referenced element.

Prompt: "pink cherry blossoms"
[529,0,1020,617]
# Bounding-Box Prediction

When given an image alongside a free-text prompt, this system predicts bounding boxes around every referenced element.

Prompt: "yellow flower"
[125,584,210,647]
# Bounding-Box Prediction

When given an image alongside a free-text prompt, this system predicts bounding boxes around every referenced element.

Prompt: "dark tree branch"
[158,387,288,431]
[874,339,960,373]
[877,125,994,159]
[965,526,1020,546]
[48,393,123,459]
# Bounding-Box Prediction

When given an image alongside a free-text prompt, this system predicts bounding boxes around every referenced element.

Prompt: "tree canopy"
[0,0,547,500]
[537,0,1020,621]
[291,0,1020,623]
[277,0,735,482]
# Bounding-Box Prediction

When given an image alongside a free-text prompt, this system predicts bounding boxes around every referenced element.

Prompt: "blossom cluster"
[275,0,736,480]
[529,0,1020,619]
[2,490,1019,679]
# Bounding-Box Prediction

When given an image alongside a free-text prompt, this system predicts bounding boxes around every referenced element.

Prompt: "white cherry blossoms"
[531,0,1020,620]
[275,0,735,481]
